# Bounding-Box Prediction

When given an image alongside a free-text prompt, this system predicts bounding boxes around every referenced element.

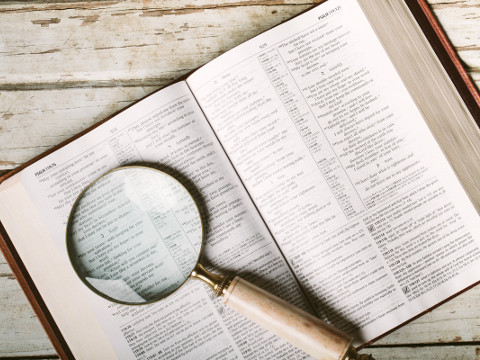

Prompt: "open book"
[1,0,480,358]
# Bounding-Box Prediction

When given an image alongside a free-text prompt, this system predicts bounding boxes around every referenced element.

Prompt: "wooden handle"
[223,276,352,360]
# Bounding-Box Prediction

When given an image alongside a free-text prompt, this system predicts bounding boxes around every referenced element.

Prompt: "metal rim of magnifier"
[65,165,206,306]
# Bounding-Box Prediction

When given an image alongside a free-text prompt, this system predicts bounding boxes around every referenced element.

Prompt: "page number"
[259,43,267,49]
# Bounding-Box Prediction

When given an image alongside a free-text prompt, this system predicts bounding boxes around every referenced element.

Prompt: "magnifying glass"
[66,166,369,360]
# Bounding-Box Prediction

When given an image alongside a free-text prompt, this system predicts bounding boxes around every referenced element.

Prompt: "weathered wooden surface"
[0,269,54,358]
[0,0,479,359]
[367,345,480,359]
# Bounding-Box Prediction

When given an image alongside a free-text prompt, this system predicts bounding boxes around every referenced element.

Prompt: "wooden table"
[0,1,479,359]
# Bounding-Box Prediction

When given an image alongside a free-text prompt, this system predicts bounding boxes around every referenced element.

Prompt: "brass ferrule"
[191,263,232,297]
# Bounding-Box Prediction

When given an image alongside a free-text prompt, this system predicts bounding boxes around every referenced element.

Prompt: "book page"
[0,82,313,359]
[187,0,480,343]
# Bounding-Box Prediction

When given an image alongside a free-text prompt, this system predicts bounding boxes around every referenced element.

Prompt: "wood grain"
[0,271,55,357]
[0,1,478,89]
[0,0,479,358]
[0,2,311,89]
[0,87,157,169]
[364,345,480,359]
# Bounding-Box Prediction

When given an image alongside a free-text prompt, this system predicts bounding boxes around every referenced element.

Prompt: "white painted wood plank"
[433,4,480,49]
[0,86,157,169]
[429,0,480,3]
[432,2,480,71]
[0,251,12,275]
[376,284,480,345]
[0,2,478,87]
[0,274,56,357]
[0,2,311,87]
[361,345,480,359]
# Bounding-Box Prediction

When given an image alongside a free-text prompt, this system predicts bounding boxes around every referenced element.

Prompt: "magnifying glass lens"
[66,167,203,304]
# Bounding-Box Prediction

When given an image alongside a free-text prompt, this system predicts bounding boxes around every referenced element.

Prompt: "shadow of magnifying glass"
[66,166,371,360]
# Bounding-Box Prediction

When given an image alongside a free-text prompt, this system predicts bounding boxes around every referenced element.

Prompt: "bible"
[1,0,480,359]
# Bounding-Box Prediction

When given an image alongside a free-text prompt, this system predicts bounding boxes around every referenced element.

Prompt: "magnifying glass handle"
[223,276,373,360]
[191,265,373,359]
